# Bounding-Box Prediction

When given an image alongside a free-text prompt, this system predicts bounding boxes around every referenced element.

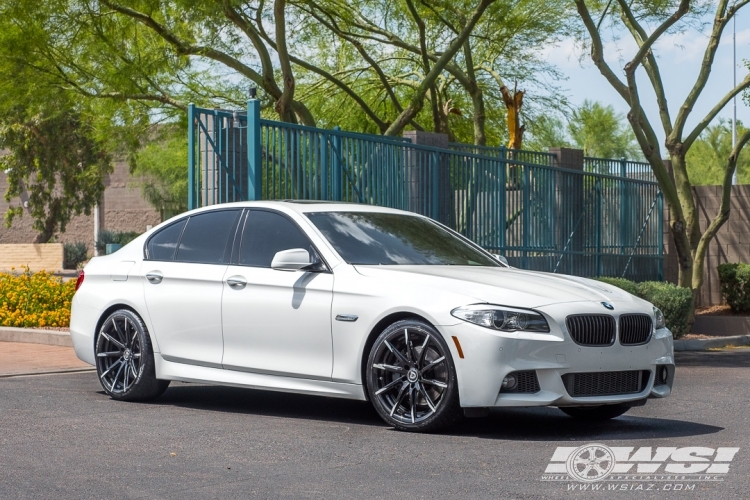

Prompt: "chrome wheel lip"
[370,326,449,425]
[96,314,143,395]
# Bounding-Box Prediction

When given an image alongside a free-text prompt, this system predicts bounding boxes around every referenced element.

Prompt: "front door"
[143,209,241,368]
[221,209,333,379]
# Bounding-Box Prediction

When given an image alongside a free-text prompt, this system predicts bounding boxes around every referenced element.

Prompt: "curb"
[674,335,750,352]
[0,327,72,347]
[0,367,94,379]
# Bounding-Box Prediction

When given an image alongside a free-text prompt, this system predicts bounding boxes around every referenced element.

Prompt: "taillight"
[75,270,85,291]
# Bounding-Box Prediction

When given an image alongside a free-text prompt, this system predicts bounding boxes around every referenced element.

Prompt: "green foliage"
[594,277,693,338]
[637,281,693,338]
[95,230,141,255]
[686,119,750,185]
[524,115,573,151]
[132,125,188,216]
[0,107,112,243]
[525,102,642,159]
[594,277,639,296]
[568,100,641,159]
[717,263,750,313]
[63,242,88,270]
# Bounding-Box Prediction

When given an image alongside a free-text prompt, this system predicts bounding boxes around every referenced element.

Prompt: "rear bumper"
[69,294,98,366]
[440,321,674,408]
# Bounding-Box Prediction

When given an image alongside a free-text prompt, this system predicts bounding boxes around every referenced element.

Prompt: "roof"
[187,200,415,216]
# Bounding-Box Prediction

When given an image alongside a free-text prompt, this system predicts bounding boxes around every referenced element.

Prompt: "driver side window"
[239,210,313,268]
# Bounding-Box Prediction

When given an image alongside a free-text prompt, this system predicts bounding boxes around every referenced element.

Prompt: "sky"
[542,10,750,154]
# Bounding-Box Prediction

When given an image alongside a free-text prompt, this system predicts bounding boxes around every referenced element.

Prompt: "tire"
[366,319,462,432]
[558,404,631,421]
[95,309,169,401]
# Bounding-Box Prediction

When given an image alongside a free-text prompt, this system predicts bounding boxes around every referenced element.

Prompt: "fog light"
[659,365,669,384]
[502,374,517,391]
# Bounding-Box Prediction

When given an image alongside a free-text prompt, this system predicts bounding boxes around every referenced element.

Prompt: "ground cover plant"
[0,267,75,327]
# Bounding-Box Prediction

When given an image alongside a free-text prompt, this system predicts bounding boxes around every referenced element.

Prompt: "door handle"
[145,271,163,284]
[226,276,247,289]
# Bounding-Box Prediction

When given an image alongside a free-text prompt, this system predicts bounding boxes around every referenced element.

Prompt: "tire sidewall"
[96,309,155,401]
[366,319,460,432]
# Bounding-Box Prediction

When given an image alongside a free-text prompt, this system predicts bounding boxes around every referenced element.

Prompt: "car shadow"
[146,384,723,441]
[445,406,723,441]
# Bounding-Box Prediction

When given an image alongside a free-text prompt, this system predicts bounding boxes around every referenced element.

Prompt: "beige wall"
[0,159,161,253]
[0,243,63,272]
[664,185,750,306]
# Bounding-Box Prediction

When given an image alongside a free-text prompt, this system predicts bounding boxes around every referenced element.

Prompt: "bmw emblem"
[601,302,614,310]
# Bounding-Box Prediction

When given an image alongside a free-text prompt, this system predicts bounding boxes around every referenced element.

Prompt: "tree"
[0,108,112,243]
[686,119,750,185]
[573,0,750,319]
[0,0,571,145]
[568,100,641,159]
[131,124,189,218]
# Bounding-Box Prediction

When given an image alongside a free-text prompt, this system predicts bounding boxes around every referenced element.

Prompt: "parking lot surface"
[1,349,749,499]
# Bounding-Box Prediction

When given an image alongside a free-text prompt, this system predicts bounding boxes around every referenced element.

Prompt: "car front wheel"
[366,319,461,432]
[95,309,169,401]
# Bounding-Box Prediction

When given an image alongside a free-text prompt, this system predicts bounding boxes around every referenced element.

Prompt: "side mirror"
[493,254,509,266]
[271,248,312,271]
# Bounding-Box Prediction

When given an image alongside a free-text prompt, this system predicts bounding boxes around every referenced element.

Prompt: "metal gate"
[188,100,662,281]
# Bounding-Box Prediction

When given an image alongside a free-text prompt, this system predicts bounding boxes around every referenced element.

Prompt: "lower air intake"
[562,370,650,397]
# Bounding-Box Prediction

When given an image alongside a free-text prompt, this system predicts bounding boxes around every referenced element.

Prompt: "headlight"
[451,304,550,332]
[653,306,666,330]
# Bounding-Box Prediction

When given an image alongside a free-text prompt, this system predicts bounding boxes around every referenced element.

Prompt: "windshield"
[306,212,499,266]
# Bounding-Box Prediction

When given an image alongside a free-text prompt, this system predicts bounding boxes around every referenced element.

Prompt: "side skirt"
[154,355,367,401]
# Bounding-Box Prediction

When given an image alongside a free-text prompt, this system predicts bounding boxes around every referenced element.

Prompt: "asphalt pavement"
[1,349,749,499]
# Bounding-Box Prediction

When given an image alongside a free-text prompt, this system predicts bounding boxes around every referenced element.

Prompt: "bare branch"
[100,0,266,90]
[623,0,689,77]
[617,0,672,135]
[683,73,750,150]
[385,0,497,136]
[672,0,750,142]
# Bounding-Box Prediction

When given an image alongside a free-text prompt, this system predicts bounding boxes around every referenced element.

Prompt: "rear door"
[143,209,241,368]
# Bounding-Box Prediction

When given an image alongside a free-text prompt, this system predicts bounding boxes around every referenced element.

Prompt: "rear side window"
[239,210,312,267]
[175,210,241,264]
[147,219,187,261]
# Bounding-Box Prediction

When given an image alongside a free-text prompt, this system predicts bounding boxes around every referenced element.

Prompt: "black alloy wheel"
[367,319,461,432]
[95,309,169,401]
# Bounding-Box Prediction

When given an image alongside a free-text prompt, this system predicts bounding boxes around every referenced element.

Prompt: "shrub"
[95,229,141,254]
[0,267,75,327]
[717,263,750,313]
[637,281,693,338]
[594,277,639,296]
[63,242,88,269]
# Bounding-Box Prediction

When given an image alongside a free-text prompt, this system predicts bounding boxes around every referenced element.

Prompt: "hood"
[352,265,637,308]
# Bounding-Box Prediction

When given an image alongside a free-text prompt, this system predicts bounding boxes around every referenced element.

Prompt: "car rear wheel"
[558,404,631,421]
[95,309,169,401]
[366,319,461,432]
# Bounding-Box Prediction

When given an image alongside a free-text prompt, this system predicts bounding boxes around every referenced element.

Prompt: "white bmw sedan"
[71,201,674,432]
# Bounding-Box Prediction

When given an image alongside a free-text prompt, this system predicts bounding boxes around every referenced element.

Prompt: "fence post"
[332,126,342,201]
[320,131,329,200]
[432,152,440,220]
[596,180,602,277]
[247,98,262,200]
[187,104,196,210]
[522,164,530,269]
[657,190,664,281]
[620,157,628,256]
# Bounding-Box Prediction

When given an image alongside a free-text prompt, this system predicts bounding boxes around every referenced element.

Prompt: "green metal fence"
[188,100,663,281]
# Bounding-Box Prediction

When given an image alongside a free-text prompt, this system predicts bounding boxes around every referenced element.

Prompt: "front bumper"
[440,306,674,408]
